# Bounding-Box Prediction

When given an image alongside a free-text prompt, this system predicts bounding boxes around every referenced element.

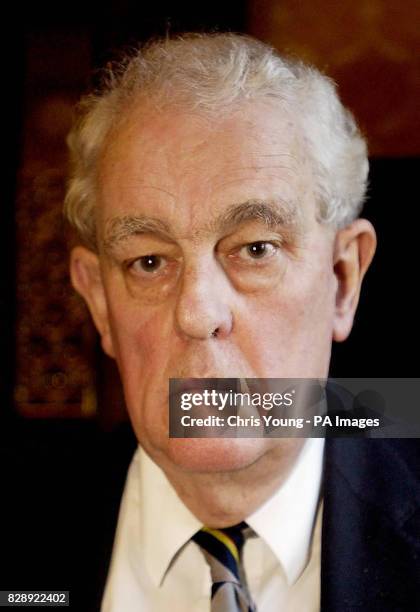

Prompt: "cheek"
[108,299,173,376]
[287,260,336,358]
[239,259,336,373]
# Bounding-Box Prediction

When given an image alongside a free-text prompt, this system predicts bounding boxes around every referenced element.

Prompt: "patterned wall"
[14,31,98,419]
[248,0,420,156]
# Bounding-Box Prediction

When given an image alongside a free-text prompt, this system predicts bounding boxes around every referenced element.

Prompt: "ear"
[333,218,377,342]
[70,246,116,358]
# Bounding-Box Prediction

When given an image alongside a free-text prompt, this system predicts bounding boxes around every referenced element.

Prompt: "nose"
[175,259,233,340]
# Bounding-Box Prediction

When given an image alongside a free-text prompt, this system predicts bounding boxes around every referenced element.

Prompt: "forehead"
[96,100,313,235]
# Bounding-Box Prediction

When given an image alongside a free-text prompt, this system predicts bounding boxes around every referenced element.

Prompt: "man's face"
[87,101,338,473]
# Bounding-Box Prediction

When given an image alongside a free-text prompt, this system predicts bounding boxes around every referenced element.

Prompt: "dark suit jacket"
[1,419,419,611]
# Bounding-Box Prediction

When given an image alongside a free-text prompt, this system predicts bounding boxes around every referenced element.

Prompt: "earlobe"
[70,246,116,358]
[332,219,377,342]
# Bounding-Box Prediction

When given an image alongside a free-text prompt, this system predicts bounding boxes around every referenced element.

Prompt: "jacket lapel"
[321,438,420,611]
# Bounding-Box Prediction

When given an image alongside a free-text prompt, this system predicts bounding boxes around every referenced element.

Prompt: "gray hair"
[64,32,368,249]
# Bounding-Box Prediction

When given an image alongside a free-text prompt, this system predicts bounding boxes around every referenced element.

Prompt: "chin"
[163,437,271,473]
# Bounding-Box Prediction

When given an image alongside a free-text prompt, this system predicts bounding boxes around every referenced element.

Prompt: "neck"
[161,439,305,527]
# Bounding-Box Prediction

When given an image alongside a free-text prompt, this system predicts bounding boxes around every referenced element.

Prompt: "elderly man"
[64,33,418,611]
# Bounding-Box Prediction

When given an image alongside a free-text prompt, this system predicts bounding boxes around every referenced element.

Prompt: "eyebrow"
[102,198,301,253]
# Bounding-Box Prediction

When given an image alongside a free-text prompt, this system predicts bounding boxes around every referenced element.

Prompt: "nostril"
[211,328,219,338]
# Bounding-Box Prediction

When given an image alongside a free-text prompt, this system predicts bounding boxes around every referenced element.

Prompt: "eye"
[239,241,278,260]
[129,255,167,275]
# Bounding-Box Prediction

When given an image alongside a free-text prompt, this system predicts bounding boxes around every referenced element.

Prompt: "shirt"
[101,437,325,611]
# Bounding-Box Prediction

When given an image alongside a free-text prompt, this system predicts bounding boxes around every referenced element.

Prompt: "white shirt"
[101,438,324,611]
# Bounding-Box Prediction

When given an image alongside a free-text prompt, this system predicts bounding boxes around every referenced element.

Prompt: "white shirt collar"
[246,437,324,584]
[135,437,324,588]
[138,448,202,587]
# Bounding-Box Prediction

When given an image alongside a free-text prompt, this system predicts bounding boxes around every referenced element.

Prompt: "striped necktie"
[192,521,257,612]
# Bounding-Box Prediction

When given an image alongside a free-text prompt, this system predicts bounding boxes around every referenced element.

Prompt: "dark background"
[1,2,419,609]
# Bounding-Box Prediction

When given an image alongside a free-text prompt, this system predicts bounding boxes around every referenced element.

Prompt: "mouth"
[169,377,241,398]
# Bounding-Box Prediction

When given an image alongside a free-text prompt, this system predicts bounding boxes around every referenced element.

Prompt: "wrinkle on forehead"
[98,101,313,253]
